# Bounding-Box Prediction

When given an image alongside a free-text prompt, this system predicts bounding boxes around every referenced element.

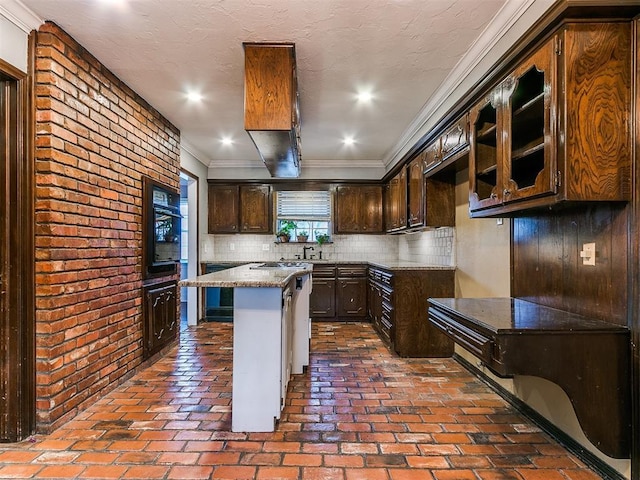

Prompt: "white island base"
[232,275,311,432]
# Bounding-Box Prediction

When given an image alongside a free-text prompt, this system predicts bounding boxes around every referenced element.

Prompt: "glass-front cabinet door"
[502,38,556,204]
[469,37,556,215]
[469,90,502,212]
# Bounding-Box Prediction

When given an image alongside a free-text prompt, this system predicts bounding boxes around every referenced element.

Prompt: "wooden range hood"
[243,42,301,178]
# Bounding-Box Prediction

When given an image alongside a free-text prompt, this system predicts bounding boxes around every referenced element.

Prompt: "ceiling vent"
[243,42,301,178]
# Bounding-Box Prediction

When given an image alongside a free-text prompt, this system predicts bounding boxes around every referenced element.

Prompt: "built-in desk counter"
[428,297,630,459]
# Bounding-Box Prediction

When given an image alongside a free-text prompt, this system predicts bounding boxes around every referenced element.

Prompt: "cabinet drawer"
[337,265,367,277]
[313,265,336,278]
[429,308,492,363]
[381,288,392,304]
[380,271,393,287]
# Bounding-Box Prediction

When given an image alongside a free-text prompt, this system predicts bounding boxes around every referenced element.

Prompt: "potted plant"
[276,220,297,243]
[296,230,309,243]
[316,233,330,245]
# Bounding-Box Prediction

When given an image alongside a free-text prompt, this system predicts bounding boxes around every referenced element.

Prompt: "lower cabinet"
[336,266,367,318]
[369,266,455,357]
[310,264,336,317]
[143,281,178,359]
[310,264,367,320]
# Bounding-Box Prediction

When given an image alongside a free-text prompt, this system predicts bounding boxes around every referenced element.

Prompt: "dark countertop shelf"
[429,297,628,333]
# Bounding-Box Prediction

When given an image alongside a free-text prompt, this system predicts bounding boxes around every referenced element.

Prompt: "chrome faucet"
[303,246,314,260]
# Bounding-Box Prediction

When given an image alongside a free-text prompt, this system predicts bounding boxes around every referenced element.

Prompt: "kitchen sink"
[250,261,306,269]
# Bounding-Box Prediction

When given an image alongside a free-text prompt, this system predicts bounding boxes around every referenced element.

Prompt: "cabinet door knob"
[490,193,498,200]
[503,189,511,196]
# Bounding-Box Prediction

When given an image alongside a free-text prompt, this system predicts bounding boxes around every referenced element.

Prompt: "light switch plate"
[580,242,596,266]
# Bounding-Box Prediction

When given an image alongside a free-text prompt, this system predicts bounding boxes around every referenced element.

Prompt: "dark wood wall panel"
[512,203,628,325]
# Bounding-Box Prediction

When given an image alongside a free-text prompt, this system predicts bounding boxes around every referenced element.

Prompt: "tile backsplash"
[202,227,455,265]
[398,227,455,265]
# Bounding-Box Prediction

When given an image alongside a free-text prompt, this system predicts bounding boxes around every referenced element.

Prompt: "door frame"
[180,168,200,326]
[0,35,35,441]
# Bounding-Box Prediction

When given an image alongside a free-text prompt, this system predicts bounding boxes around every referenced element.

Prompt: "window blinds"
[276,191,331,220]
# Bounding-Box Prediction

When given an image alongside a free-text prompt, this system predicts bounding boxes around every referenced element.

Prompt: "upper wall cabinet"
[208,183,272,234]
[469,22,631,217]
[208,184,240,233]
[424,115,469,175]
[335,185,384,234]
[384,169,407,233]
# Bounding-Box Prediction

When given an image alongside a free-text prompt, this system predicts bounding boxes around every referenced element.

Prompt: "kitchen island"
[180,262,313,432]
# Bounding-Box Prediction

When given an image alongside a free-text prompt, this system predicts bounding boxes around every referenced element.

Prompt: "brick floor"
[0,322,604,479]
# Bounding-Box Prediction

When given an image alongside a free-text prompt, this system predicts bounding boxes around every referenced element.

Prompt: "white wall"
[454,170,511,298]
[180,146,213,261]
[0,10,30,72]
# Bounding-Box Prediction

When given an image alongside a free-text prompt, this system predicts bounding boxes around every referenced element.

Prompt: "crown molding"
[382,0,548,169]
[180,140,213,168]
[0,0,42,33]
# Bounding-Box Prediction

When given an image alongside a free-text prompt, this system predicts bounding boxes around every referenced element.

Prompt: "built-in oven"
[143,177,181,279]
[153,204,181,265]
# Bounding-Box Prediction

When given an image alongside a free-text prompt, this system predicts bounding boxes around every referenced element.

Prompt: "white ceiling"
[11,0,533,179]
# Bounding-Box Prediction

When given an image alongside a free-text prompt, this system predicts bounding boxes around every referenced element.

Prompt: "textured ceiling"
[16,0,508,177]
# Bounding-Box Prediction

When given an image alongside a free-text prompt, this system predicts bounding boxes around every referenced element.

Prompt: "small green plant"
[276,220,297,242]
[316,233,330,245]
[298,231,308,236]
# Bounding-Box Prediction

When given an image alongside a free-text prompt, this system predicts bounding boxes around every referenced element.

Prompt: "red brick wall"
[34,22,180,432]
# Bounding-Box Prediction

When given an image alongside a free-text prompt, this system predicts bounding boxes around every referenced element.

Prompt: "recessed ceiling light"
[221,136,234,146]
[356,91,373,103]
[186,91,203,102]
[343,136,356,146]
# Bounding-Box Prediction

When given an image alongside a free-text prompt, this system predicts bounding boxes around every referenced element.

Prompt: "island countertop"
[180,263,313,288]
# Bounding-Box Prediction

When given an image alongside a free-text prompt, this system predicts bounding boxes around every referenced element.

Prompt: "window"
[276,190,331,242]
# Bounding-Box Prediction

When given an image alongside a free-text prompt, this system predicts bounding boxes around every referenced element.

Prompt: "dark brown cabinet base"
[143,281,178,359]
[311,264,367,321]
[369,266,455,357]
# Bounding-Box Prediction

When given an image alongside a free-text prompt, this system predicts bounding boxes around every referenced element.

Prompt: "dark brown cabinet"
[422,115,469,176]
[336,266,367,318]
[208,183,272,233]
[469,23,631,217]
[208,184,240,233]
[384,170,407,232]
[311,264,367,320]
[407,156,425,228]
[310,264,336,318]
[143,281,178,359]
[400,155,456,231]
[239,185,271,232]
[334,185,383,234]
[369,266,454,357]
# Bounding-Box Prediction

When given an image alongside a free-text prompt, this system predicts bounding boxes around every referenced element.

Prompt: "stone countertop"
[181,263,313,288]
[201,260,454,271]
[367,261,455,271]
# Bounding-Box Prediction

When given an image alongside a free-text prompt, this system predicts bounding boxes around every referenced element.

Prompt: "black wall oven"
[143,177,181,279]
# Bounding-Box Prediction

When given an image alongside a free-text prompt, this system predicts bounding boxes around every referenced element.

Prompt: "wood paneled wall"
[511,203,629,326]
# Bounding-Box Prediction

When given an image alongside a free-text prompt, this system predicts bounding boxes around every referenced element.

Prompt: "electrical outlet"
[262,244,269,251]
[229,243,235,251]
